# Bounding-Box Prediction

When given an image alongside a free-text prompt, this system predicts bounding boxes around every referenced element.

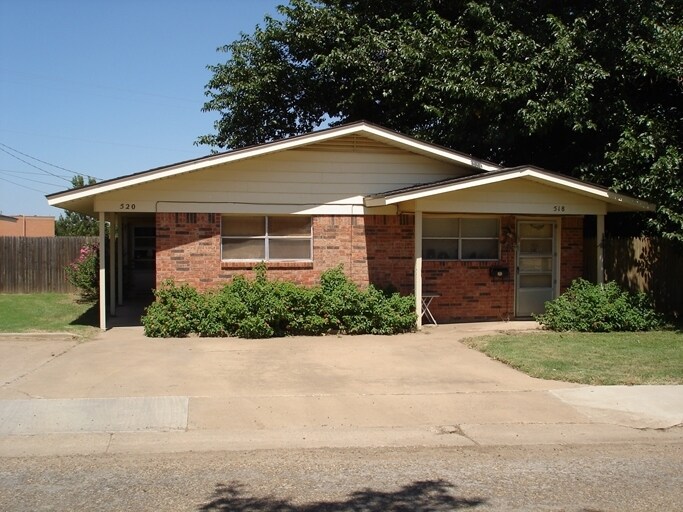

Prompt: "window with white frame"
[221,215,312,261]
[423,217,499,260]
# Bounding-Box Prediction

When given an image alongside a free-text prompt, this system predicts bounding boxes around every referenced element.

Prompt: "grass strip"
[0,293,99,338]
[464,330,683,385]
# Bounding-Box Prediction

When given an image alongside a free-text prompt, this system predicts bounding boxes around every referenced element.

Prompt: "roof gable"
[47,122,499,208]
[365,166,655,212]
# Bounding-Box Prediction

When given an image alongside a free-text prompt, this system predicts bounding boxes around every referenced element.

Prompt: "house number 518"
[553,205,566,212]
[119,203,136,210]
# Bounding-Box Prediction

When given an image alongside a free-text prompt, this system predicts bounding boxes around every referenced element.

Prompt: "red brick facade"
[560,216,584,290]
[155,213,584,323]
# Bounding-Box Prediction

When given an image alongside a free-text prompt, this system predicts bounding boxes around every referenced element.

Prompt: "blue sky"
[0,0,282,217]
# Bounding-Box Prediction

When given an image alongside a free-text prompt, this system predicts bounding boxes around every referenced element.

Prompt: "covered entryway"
[365,166,655,327]
[123,217,156,299]
[515,221,558,317]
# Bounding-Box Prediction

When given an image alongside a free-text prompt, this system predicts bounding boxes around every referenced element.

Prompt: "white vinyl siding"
[423,217,499,260]
[221,215,312,261]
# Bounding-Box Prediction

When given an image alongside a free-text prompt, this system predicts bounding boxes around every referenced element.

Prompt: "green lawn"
[464,330,683,385]
[0,293,99,338]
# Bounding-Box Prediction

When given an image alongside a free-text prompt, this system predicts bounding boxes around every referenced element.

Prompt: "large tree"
[55,175,100,236]
[198,0,682,241]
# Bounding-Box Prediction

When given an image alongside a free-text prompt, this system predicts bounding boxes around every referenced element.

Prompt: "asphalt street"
[1,443,682,511]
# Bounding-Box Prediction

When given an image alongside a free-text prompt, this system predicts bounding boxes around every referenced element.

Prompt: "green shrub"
[141,264,416,338]
[65,243,99,302]
[535,279,663,332]
[141,280,204,337]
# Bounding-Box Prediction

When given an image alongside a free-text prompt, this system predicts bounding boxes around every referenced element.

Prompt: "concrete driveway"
[0,322,681,456]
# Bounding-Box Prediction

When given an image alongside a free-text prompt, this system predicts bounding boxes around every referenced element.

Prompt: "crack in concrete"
[0,343,77,390]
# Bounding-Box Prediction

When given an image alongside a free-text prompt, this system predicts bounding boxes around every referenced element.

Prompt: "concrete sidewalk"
[0,322,681,457]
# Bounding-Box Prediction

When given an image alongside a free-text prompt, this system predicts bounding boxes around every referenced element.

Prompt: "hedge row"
[141,265,416,338]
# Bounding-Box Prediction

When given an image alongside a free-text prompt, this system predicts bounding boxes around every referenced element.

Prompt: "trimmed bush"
[64,243,99,302]
[535,279,663,332]
[142,264,416,338]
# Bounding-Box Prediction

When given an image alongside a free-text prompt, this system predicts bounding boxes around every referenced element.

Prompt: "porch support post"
[109,213,116,316]
[415,211,423,329]
[117,215,123,306]
[98,211,107,330]
[596,214,605,284]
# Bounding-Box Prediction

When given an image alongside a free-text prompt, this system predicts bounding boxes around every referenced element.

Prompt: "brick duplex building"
[47,122,653,330]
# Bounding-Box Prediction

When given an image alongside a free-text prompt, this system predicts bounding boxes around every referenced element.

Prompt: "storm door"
[515,221,557,317]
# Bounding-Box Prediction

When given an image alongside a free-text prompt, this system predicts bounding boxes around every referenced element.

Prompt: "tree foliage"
[198,0,682,241]
[55,175,100,236]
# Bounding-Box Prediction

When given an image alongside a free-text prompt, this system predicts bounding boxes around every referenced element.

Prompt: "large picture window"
[423,217,499,260]
[221,215,312,261]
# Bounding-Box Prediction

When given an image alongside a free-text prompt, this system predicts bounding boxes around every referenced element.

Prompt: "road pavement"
[1,443,682,511]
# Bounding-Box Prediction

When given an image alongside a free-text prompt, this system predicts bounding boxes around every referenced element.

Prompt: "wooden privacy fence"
[602,236,683,319]
[0,236,97,293]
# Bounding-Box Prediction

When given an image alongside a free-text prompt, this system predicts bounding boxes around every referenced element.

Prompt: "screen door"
[516,221,556,317]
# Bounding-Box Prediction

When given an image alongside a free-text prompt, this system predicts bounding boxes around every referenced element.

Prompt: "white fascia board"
[366,168,655,211]
[522,169,655,211]
[360,125,501,171]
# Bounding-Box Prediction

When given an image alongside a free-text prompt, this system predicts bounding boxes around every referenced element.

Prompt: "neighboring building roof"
[46,121,501,207]
[0,214,18,222]
[364,166,655,212]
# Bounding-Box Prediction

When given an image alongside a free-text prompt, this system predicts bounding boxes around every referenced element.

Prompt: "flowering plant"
[65,243,99,301]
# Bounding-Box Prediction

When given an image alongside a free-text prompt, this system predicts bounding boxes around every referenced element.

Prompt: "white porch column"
[98,211,107,330]
[109,213,116,316]
[415,211,423,329]
[596,214,605,284]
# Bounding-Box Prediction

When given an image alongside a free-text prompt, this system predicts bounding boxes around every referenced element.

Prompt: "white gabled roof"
[365,166,655,212]
[47,121,500,208]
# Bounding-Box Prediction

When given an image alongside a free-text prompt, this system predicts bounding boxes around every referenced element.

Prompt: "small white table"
[421,293,439,325]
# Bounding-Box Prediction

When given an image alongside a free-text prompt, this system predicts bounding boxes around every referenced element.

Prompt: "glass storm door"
[516,221,556,317]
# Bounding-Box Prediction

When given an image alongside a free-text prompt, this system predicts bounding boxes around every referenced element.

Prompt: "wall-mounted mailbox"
[489,266,509,279]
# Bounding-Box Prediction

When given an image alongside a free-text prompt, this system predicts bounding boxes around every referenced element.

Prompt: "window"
[423,217,499,260]
[221,215,312,261]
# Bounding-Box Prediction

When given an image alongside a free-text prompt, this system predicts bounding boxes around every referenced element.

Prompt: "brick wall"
[156,213,414,291]
[560,216,584,291]
[155,213,584,323]
[423,216,516,322]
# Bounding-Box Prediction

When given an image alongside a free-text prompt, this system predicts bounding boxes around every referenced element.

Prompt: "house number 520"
[119,203,136,210]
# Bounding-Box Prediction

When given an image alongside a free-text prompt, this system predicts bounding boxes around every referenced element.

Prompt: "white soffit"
[47,122,499,208]
[366,168,655,212]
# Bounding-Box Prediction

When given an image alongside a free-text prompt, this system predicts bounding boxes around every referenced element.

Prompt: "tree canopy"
[55,175,100,236]
[198,0,682,241]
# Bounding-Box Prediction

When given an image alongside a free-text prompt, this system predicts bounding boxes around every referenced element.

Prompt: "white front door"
[516,221,557,317]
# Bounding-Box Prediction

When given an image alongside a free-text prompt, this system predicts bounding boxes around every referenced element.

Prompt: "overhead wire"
[0,145,73,183]
[0,175,50,193]
[0,167,72,179]
[0,142,92,178]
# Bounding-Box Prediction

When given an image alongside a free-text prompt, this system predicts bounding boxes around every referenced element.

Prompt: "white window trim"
[221,215,313,262]
[423,216,500,261]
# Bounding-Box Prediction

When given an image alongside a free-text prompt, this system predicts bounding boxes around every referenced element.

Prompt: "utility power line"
[0,167,72,179]
[0,142,102,182]
[0,175,49,194]
[0,145,72,183]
